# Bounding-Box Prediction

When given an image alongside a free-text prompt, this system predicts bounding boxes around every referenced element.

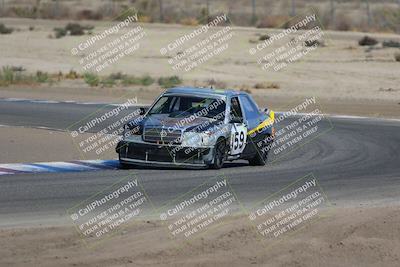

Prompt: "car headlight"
[181,131,215,147]
[124,124,142,137]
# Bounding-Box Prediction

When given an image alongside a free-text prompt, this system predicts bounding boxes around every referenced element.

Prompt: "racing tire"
[249,135,272,166]
[210,138,226,169]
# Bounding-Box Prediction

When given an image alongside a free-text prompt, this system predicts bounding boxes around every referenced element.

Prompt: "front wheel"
[210,139,226,169]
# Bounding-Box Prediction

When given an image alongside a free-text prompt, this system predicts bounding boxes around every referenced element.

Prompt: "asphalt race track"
[0,98,399,227]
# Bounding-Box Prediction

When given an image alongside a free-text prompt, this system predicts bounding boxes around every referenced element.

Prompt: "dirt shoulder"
[0,206,399,267]
[0,126,112,163]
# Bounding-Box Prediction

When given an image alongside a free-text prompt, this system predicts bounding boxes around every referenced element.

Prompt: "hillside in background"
[1,0,400,33]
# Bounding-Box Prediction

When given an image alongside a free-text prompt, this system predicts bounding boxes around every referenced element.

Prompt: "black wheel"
[210,138,226,169]
[249,135,272,166]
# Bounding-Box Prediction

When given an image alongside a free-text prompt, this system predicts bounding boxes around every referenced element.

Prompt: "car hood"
[144,114,222,132]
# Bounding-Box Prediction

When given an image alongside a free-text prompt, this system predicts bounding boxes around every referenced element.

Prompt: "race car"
[116,87,275,169]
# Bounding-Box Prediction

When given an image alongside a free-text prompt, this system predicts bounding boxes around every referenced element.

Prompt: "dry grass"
[238,84,252,94]
[205,79,227,89]
[358,36,378,46]
[180,17,199,26]
[254,82,280,89]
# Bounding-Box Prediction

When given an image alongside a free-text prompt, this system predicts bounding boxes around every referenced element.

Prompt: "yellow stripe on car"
[247,111,275,135]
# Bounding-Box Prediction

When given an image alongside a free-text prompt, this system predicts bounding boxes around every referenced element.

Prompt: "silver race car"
[116,87,275,169]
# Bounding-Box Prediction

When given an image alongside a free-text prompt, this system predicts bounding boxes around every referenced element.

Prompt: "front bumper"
[116,140,214,168]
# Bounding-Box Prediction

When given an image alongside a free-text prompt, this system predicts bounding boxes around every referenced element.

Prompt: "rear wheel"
[249,135,272,166]
[210,138,226,169]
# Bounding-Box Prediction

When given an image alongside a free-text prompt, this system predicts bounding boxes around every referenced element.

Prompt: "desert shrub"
[358,36,378,46]
[28,26,35,31]
[0,66,15,84]
[158,76,182,88]
[101,73,153,87]
[239,85,252,94]
[53,23,93,38]
[206,78,226,89]
[108,72,126,80]
[10,66,26,72]
[54,71,63,81]
[383,40,400,48]
[0,66,33,85]
[0,24,13,34]
[138,15,152,23]
[122,75,141,85]
[395,53,400,62]
[35,71,49,83]
[83,73,100,87]
[259,34,270,41]
[140,75,155,86]
[65,70,80,79]
[100,77,116,87]
[53,27,67,38]
[122,75,154,86]
[254,82,280,89]
[65,23,85,36]
[305,39,324,47]
[0,66,53,86]
[180,17,199,26]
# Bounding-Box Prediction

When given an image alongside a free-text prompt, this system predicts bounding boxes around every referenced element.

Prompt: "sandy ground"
[0,126,105,163]
[0,206,399,267]
[0,18,399,104]
[0,85,162,105]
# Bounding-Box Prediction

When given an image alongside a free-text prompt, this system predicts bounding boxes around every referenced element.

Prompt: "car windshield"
[148,95,226,120]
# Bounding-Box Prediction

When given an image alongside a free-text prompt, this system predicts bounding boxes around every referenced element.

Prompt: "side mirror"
[139,107,146,115]
[230,117,243,124]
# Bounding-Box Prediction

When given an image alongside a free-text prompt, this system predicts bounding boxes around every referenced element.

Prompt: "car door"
[239,94,262,133]
[228,96,247,156]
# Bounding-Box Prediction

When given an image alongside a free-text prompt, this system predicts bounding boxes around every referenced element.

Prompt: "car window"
[239,95,260,120]
[150,96,170,114]
[170,97,180,112]
[230,97,243,120]
[148,95,226,120]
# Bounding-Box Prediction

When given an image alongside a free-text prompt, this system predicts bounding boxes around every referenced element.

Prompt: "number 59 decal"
[230,124,247,155]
